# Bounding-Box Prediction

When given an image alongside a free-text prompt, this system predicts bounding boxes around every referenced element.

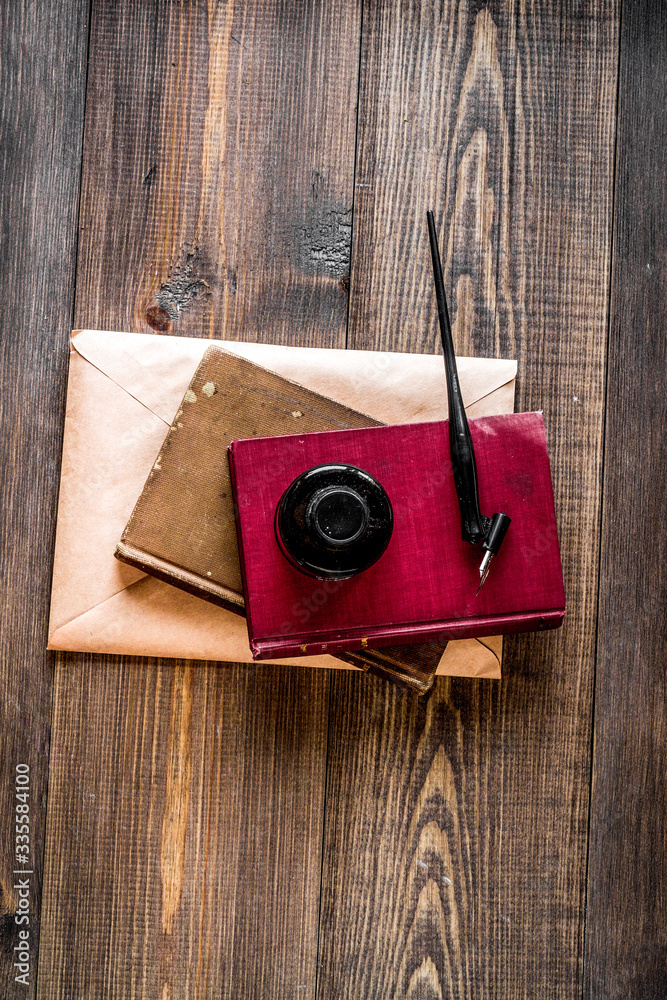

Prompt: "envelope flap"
[222,343,516,424]
[72,329,209,424]
[72,330,517,427]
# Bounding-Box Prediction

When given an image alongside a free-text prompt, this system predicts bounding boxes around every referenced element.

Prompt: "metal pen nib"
[476,513,511,595]
[477,550,493,595]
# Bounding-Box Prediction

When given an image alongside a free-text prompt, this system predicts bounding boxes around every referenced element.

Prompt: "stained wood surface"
[75,0,360,345]
[37,659,329,998]
[0,2,89,997]
[585,4,667,998]
[1,0,662,998]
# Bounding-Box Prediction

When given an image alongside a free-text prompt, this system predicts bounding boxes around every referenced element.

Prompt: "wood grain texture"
[37,658,329,999]
[319,2,619,997]
[37,2,362,997]
[16,0,665,995]
[0,2,89,996]
[585,3,667,998]
[75,0,361,345]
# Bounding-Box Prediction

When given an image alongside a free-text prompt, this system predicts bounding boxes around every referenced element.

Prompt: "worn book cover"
[229,412,566,659]
[116,345,446,690]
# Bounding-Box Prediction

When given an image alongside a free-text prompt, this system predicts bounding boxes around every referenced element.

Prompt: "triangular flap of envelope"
[48,572,501,678]
[71,329,210,424]
[72,330,517,427]
[48,349,162,636]
[437,635,502,678]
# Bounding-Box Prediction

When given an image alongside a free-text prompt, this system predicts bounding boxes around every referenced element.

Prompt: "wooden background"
[0,1,664,997]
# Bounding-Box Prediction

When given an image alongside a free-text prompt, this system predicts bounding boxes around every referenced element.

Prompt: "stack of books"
[116,344,565,694]
[116,346,451,692]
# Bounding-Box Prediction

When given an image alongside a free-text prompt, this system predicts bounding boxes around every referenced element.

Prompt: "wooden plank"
[37,658,329,999]
[75,0,360,345]
[36,1,361,997]
[319,2,619,997]
[0,2,89,997]
[585,3,667,997]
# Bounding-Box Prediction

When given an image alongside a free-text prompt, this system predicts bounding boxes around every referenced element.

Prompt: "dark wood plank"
[75,0,360,346]
[319,2,619,997]
[585,3,667,998]
[0,2,89,996]
[36,1,361,997]
[37,658,329,999]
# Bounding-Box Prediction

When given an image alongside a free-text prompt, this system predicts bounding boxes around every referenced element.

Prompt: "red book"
[228,412,565,660]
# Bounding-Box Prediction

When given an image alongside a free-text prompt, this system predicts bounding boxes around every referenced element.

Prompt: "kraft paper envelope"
[48,330,517,678]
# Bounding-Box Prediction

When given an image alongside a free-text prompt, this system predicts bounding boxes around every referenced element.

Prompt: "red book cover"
[228,412,565,660]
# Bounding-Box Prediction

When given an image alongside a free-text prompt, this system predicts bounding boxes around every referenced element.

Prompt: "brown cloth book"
[115,346,445,692]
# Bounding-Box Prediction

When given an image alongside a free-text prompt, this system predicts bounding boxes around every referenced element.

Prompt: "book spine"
[248,608,565,661]
[114,541,246,617]
[226,443,255,633]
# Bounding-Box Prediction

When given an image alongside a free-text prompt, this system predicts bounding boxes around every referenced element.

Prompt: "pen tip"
[476,550,493,596]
